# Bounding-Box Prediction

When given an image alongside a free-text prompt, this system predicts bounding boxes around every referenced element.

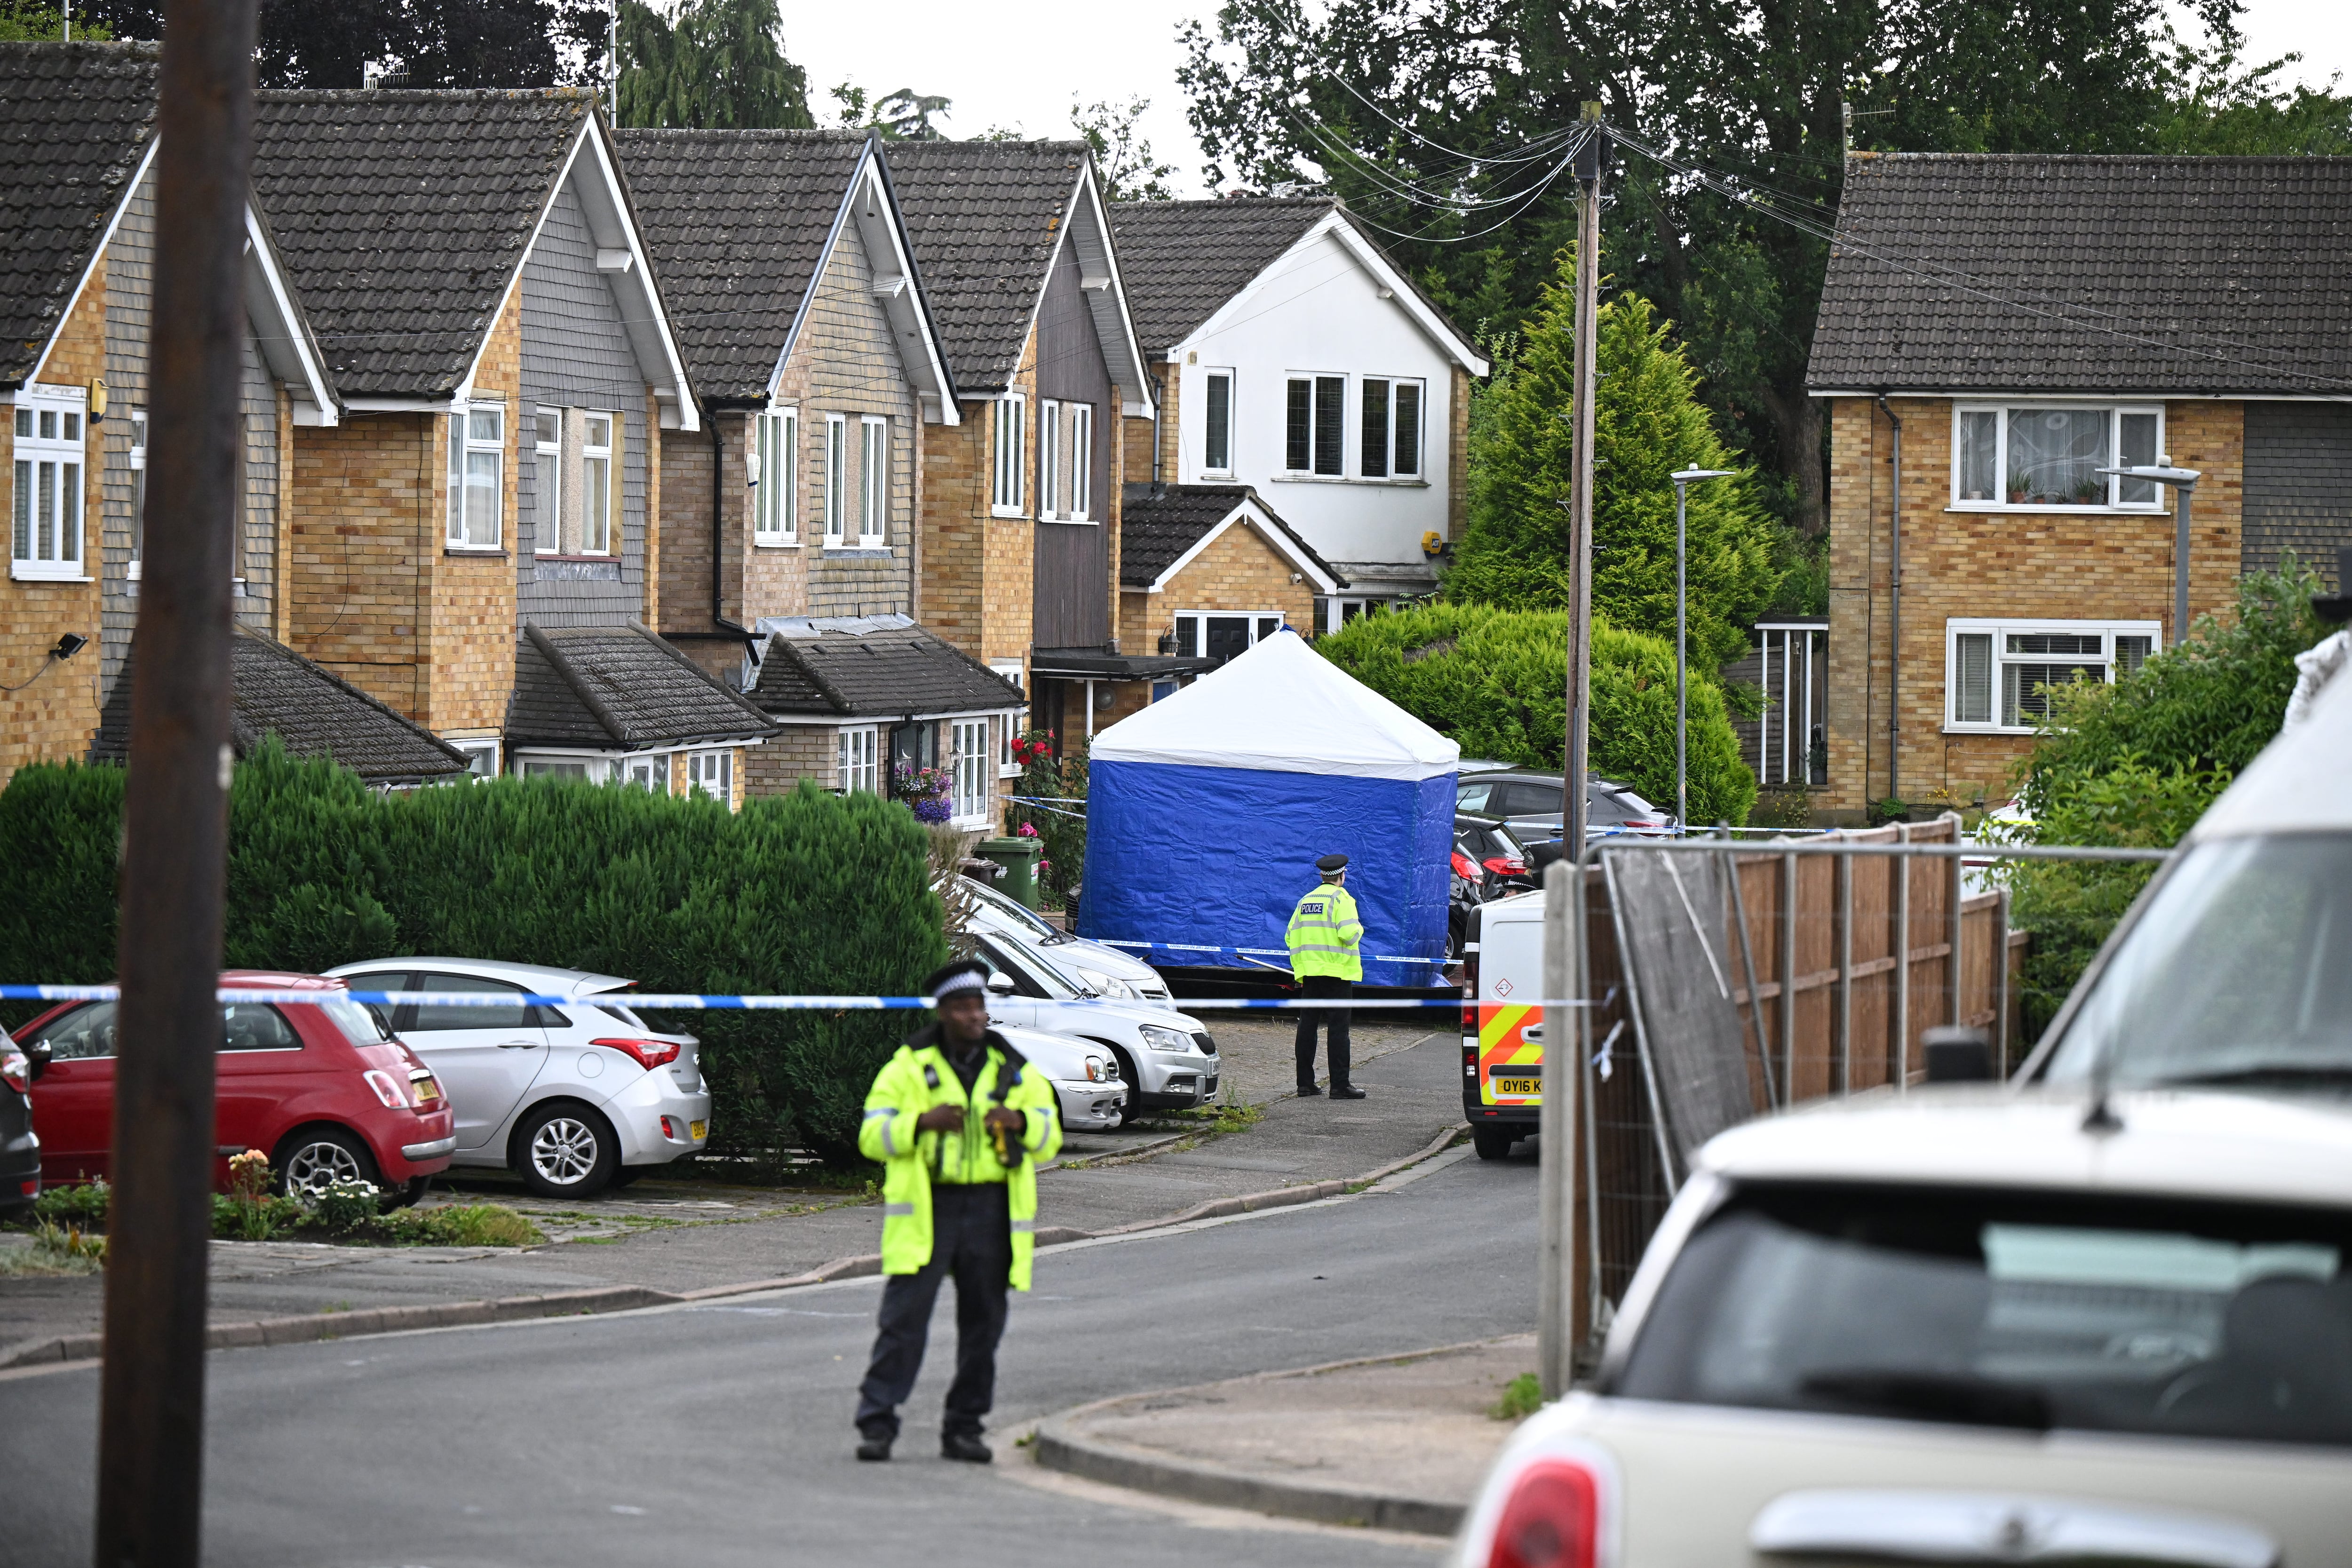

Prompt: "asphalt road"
[0,1144,1538,1568]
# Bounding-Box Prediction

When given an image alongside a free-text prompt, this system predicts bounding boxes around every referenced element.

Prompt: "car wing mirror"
[25,1038,51,1081]
[985,972,1017,996]
[1922,1026,1993,1083]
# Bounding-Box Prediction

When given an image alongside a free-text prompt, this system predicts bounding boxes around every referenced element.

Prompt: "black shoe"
[941,1433,993,1463]
[1330,1085,1367,1099]
[856,1435,893,1462]
[1296,1083,1323,1097]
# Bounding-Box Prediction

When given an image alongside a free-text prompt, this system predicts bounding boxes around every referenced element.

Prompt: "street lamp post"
[2099,458,2203,646]
[1670,468,1733,835]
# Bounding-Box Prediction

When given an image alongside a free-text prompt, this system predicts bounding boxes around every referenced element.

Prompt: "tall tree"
[1073,96,1178,200]
[618,0,810,129]
[74,0,604,87]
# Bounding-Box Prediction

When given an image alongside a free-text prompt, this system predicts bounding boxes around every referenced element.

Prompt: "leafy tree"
[0,0,111,40]
[1448,276,1781,674]
[1073,96,1177,201]
[616,0,810,129]
[1314,602,1757,825]
[74,0,605,87]
[826,80,953,139]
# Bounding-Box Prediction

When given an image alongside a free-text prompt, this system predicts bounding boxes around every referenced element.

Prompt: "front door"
[390,971,549,1152]
[26,1001,119,1183]
[1204,616,1252,667]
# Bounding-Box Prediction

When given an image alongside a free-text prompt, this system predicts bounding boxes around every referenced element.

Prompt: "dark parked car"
[1,1027,37,1218]
[1457,769,1675,849]
[1450,814,1534,957]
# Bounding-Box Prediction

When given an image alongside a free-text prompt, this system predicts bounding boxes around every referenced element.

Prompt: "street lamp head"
[2096,463,2201,488]
[1671,468,1737,484]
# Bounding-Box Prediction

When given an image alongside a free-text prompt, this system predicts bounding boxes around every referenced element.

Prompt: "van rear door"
[1470,895,1544,1111]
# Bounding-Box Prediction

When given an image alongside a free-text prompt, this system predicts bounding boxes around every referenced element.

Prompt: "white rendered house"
[1111,198,1488,629]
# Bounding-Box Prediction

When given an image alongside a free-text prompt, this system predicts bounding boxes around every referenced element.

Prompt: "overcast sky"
[780,0,2352,201]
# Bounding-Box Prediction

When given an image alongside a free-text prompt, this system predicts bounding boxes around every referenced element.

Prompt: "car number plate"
[1493,1077,1542,1097]
[689,1120,707,1140]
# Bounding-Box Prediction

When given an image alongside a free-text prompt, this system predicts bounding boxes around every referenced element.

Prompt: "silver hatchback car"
[326,958,711,1198]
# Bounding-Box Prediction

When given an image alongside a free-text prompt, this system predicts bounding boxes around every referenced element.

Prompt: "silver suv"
[971,933,1218,1127]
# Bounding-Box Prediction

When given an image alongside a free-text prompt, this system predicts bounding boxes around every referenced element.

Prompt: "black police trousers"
[854,1181,1011,1442]
[1294,974,1353,1090]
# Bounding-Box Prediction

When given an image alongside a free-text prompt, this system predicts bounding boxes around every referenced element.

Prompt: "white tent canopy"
[1092,629,1458,782]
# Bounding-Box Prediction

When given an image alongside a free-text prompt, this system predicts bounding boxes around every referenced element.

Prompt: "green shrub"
[381,1203,543,1248]
[307,1176,382,1233]
[0,740,946,1169]
[1313,603,1756,826]
[26,1179,109,1230]
[211,1191,304,1242]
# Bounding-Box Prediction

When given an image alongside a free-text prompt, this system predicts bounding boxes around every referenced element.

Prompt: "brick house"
[1102,482,1342,728]
[1,42,339,785]
[884,141,1195,755]
[1108,197,1486,626]
[613,130,1003,802]
[1809,153,2352,820]
[247,87,733,784]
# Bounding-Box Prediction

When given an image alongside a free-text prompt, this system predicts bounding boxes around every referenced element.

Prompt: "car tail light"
[659,1115,678,1140]
[1486,1458,1602,1568]
[361,1068,408,1108]
[1452,849,1481,880]
[1,1048,28,1095]
[1484,855,1528,876]
[17,1178,35,1198]
[595,1037,681,1071]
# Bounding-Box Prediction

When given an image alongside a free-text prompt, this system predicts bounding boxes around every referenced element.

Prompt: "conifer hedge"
[0,741,944,1167]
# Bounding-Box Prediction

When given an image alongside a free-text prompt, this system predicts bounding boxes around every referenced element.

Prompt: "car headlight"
[1083,1055,1112,1082]
[1139,1024,1193,1055]
[1077,969,1136,1000]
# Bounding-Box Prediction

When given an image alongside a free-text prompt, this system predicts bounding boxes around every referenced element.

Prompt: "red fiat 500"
[19,971,455,1199]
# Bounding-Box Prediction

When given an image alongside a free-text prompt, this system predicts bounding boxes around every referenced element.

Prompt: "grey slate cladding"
[0,43,159,390]
[747,617,1022,718]
[91,630,470,782]
[250,88,591,397]
[1808,153,2352,396]
[2244,402,2352,590]
[884,140,1087,393]
[612,129,871,406]
[1108,198,1333,358]
[509,623,777,748]
[1118,481,1342,590]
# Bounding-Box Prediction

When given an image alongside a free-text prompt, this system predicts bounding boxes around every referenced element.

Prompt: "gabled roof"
[745,614,1023,719]
[92,629,471,783]
[508,622,777,751]
[615,129,956,415]
[1108,197,1331,358]
[1807,152,2352,398]
[1119,482,1344,594]
[0,42,160,390]
[1110,198,1487,374]
[884,140,1151,406]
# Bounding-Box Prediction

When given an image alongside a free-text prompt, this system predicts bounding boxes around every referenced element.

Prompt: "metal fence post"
[1778,849,1797,1100]
[1993,886,2012,1077]
[1892,823,1912,1090]
[1538,859,1574,1398]
[1835,849,1853,1097]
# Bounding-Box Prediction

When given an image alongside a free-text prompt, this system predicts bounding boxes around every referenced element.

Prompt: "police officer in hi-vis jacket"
[852,958,1062,1462]
[1287,852,1367,1099]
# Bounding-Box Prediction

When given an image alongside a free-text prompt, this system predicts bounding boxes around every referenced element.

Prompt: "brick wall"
[1447,365,1471,542]
[429,285,523,732]
[747,720,839,797]
[1155,361,1178,480]
[289,413,437,718]
[1824,396,2245,817]
[921,326,1041,678]
[657,412,729,632]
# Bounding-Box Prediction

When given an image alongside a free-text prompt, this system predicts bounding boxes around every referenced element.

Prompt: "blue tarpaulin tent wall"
[1078,631,1458,986]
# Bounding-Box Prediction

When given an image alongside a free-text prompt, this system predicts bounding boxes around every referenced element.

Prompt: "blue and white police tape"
[0,983,1588,1012]
[1097,939,1448,967]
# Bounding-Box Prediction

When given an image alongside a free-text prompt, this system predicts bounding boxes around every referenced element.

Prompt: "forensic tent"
[1078,630,1458,986]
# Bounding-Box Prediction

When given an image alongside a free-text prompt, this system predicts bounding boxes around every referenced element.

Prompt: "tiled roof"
[250,89,591,398]
[746,614,1022,718]
[0,43,159,390]
[1118,482,1344,590]
[882,140,1085,392]
[91,629,471,782]
[1808,153,2352,396]
[614,129,869,406]
[1107,197,1332,357]
[507,622,777,750]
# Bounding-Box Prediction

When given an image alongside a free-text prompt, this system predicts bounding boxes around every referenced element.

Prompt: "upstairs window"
[1202,370,1234,473]
[580,414,612,555]
[1954,404,2164,509]
[532,409,562,555]
[754,408,797,544]
[1069,404,1093,521]
[446,404,504,549]
[1284,374,1345,476]
[991,394,1025,515]
[1039,398,1062,518]
[1174,611,1284,666]
[1360,376,1423,479]
[824,414,846,541]
[12,390,85,579]
[859,415,888,545]
[1946,618,2161,732]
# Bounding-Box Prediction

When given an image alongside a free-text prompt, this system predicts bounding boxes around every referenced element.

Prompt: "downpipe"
[1876,394,1902,809]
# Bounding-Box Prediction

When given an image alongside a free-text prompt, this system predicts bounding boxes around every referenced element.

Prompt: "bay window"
[1946,618,2161,732]
[1953,404,2163,509]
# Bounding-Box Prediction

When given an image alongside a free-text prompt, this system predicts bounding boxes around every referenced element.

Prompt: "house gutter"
[1876,393,1902,808]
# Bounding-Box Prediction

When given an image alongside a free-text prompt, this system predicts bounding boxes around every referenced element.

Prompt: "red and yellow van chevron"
[1477,1001,1543,1106]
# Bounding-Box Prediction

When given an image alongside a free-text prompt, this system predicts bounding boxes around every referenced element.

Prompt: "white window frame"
[1038,398,1062,519]
[823,414,846,541]
[991,394,1025,516]
[1950,402,2167,512]
[990,660,1025,776]
[11,387,88,581]
[858,415,887,546]
[754,407,798,545]
[950,717,991,825]
[1068,404,1094,521]
[1201,369,1235,474]
[1944,617,2163,734]
[1320,595,1390,635]
[532,408,563,555]
[580,413,613,555]
[838,724,879,794]
[127,407,147,584]
[620,754,668,794]
[1359,375,1424,480]
[1173,610,1286,661]
[446,402,504,550]
[686,748,733,805]
[515,752,605,782]
[453,740,501,781]
[1283,372,1347,477]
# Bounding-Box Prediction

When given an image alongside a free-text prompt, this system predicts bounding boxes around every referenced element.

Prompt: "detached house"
[1809,153,2352,820]
[616,129,1015,804]
[1109,197,1487,633]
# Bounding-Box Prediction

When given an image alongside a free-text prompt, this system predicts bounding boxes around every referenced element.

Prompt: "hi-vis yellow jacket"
[857,1026,1062,1290]
[1286,881,1364,981]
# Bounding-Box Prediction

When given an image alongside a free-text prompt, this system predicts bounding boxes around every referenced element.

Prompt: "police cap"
[924,958,990,1001]
[1315,853,1349,874]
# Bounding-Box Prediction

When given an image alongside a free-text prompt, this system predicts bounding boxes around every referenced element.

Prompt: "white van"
[1461,887,1548,1161]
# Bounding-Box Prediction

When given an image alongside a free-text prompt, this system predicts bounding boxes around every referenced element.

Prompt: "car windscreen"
[2037,833,2352,1090]
[1612,1181,2352,1449]
[979,937,1083,1000]
[965,875,1071,944]
[314,995,392,1047]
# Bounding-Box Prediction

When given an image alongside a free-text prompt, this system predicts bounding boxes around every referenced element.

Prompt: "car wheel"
[275,1126,382,1197]
[1471,1126,1518,1161]
[1104,1047,1144,1130]
[513,1102,618,1199]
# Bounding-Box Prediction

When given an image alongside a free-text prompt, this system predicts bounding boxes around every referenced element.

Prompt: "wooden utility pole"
[1561,104,1603,852]
[95,0,255,1562]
